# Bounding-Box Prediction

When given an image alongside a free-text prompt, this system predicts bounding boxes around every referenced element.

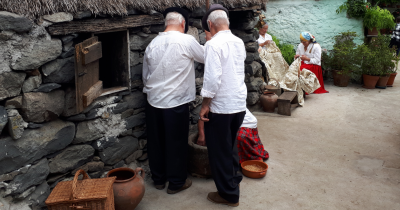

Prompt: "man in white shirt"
[199,4,247,207]
[257,23,273,51]
[142,7,206,194]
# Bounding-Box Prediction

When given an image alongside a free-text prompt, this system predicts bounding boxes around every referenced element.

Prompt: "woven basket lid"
[46,176,116,205]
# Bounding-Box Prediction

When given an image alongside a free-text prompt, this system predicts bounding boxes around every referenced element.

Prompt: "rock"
[66,114,86,121]
[191,6,207,18]
[5,96,23,109]
[93,156,101,161]
[62,87,78,117]
[120,129,133,137]
[61,35,77,44]
[15,186,36,200]
[26,69,41,76]
[187,26,200,43]
[139,140,147,150]
[129,34,157,51]
[33,83,61,93]
[123,92,146,109]
[0,71,26,100]
[89,171,103,179]
[60,48,75,58]
[27,123,43,129]
[43,12,73,23]
[189,19,202,29]
[199,32,206,45]
[245,74,255,83]
[22,75,42,93]
[231,29,255,43]
[133,130,146,139]
[74,11,92,19]
[137,31,149,38]
[7,109,28,140]
[63,41,74,52]
[247,92,260,105]
[125,113,146,130]
[49,145,95,174]
[130,51,140,67]
[113,160,125,169]
[121,109,134,119]
[0,11,32,32]
[0,120,75,174]
[73,114,126,144]
[11,39,62,71]
[125,150,143,164]
[92,136,119,151]
[86,103,129,120]
[83,96,122,113]
[42,57,75,83]
[28,181,50,209]
[131,64,143,82]
[0,165,30,182]
[150,25,165,33]
[231,17,258,30]
[0,30,14,41]
[245,61,262,76]
[133,108,145,115]
[0,106,7,134]
[72,161,104,175]
[138,153,148,161]
[6,159,49,195]
[246,77,263,92]
[99,136,139,165]
[20,90,65,123]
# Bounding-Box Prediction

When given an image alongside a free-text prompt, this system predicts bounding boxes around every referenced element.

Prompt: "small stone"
[132,130,145,138]
[33,83,61,93]
[60,48,75,58]
[137,31,149,38]
[130,51,140,67]
[43,12,73,23]
[231,29,255,43]
[74,11,92,19]
[133,108,145,115]
[29,182,50,209]
[5,96,23,109]
[99,136,139,165]
[62,87,78,117]
[131,64,143,82]
[61,35,77,44]
[139,140,147,150]
[41,20,53,27]
[27,123,43,129]
[83,96,122,113]
[0,106,7,134]
[125,150,143,164]
[46,173,68,184]
[0,11,33,32]
[125,113,145,130]
[113,160,125,169]
[129,34,157,51]
[22,75,42,93]
[14,186,36,200]
[247,92,260,105]
[63,41,74,52]
[103,166,113,171]
[149,10,161,16]
[0,164,31,182]
[66,114,86,122]
[121,109,134,119]
[246,77,264,92]
[128,9,141,15]
[89,171,103,178]
[42,57,75,84]
[245,61,262,76]
[120,129,133,137]
[123,92,146,109]
[0,30,14,41]
[246,42,259,52]
[93,156,101,161]
[49,145,95,174]
[0,71,26,100]
[92,136,119,151]
[150,25,165,33]
[71,161,104,174]
[7,109,27,140]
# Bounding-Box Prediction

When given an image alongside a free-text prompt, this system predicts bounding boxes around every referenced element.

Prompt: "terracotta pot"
[107,168,145,210]
[260,91,278,113]
[241,160,268,179]
[376,75,390,89]
[367,27,379,36]
[387,73,398,87]
[332,70,350,87]
[362,74,379,89]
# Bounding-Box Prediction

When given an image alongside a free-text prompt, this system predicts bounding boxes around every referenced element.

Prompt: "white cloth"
[241,108,257,128]
[295,43,321,66]
[257,33,273,50]
[201,30,247,114]
[142,31,205,108]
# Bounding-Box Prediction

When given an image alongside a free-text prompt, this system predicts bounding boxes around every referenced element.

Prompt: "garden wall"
[265,0,364,50]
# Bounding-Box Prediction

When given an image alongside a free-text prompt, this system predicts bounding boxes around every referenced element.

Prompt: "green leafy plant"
[364,6,396,31]
[321,50,333,71]
[330,32,361,76]
[269,33,296,65]
[336,0,370,18]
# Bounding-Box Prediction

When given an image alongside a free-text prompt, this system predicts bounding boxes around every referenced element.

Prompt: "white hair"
[262,23,268,28]
[207,10,230,29]
[165,12,185,27]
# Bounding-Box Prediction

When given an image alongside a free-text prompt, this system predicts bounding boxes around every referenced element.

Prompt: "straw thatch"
[0,0,268,19]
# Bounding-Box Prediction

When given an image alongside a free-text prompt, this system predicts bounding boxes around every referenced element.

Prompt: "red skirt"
[300,61,329,94]
[237,127,269,164]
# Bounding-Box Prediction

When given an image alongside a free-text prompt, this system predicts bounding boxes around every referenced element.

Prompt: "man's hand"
[294,54,300,59]
[199,105,210,122]
[205,31,212,41]
[300,55,310,61]
[197,134,206,146]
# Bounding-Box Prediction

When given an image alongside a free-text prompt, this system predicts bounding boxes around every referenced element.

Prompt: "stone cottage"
[0,0,267,209]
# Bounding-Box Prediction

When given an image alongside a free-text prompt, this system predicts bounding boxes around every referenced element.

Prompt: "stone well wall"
[0,7,264,210]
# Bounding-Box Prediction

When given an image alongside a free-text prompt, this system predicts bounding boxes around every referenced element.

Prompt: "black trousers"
[205,111,246,203]
[145,102,189,190]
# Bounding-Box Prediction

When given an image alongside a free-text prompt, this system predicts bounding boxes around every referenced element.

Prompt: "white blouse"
[240,108,257,128]
[295,43,321,66]
[257,34,273,50]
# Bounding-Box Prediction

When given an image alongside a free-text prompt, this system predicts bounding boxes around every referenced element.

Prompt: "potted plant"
[364,6,396,36]
[375,35,397,88]
[336,0,370,19]
[321,49,332,80]
[387,61,398,86]
[329,32,360,87]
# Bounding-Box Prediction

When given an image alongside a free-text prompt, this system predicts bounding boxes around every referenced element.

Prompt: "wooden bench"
[277,91,298,116]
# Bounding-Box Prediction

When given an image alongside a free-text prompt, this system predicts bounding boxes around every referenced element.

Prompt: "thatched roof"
[0,0,268,19]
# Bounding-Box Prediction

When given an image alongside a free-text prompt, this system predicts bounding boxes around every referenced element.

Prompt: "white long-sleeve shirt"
[296,43,321,66]
[241,108,257,128]
[201,30,247,114]
[257,33,273,50]
[142,31,205,108]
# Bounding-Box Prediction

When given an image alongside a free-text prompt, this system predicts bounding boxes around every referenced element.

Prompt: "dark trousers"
[389,39,400,55]
[145,102,189,190]
[205,111,246,203]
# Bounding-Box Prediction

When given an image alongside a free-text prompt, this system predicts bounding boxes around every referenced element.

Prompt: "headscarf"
[300,32,317,43]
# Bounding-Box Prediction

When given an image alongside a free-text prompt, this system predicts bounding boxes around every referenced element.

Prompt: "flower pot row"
[331,70,398,89]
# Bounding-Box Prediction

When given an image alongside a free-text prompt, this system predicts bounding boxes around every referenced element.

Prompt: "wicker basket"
[45,170,116,210]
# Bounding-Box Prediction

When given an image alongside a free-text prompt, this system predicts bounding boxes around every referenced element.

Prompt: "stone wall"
[265,0,364,50]
[0,7,263,210]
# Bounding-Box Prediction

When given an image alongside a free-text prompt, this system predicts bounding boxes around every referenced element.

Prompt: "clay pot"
[107,168,145,210]
[241,160,268,179]
[332,70,350,87]
[260,91,278,113]
[362,74,379,89]
[188,133,212,178]
[376,75,390,89]
[387,73,397,87]
[367,27,379,36]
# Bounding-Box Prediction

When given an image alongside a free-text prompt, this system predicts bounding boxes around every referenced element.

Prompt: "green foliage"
[336,0,370,19]
[330,32,362,76]
[364,6,396,31]
[269,33,296,65]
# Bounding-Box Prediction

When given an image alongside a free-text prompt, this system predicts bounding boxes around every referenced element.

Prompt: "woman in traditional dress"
[258,23,273,52]
[197,109,269,164]
[295,32,328,94]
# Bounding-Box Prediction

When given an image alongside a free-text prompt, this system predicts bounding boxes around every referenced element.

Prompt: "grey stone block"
[131,64,143,81]
[246,41,259,52]
[125,150,143,164]
[0,71,26,100]
[74,11,92,19]
[125,113,146,130]
[0,106,7,134]
[247,92,260,105]
[150,24,165,33]
[5,96,23,109]
[245,61,262,76]
[34,83,61,93]
[49,145,95,174]
[246,77,263,92]
[231,29,255,43]
[92,136,118,151]
[22,75,42,93]
[7,109,27,140]
[191,6,206,18]
[42,57,75,84]
[99,136,139,165]
[123,91,146,109]
[130,34,157,51]
[130,51,140,67]
[0,11,32,32]
[43,12,73,23]
[62,87,78,117]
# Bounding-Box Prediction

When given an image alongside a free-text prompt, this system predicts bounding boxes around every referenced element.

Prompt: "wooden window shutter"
[74,37,103,113]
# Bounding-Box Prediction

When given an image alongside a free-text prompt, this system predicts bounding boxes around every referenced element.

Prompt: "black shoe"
[167,179,192,194]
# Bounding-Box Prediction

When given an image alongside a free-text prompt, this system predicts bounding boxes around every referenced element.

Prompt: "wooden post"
[206,0,210,10]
